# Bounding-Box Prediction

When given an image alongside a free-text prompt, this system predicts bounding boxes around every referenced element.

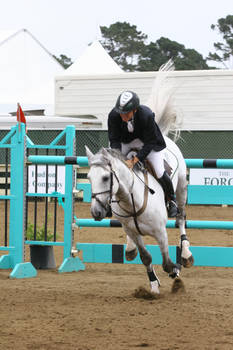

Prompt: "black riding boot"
[158,171,178,217]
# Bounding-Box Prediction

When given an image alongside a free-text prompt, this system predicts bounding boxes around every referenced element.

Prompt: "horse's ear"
[101,148,112,164]
[85,145,94,162]
[101,148,109,157]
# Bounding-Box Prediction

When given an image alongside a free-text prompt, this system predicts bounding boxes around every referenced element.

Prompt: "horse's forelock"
[89,153,107,167]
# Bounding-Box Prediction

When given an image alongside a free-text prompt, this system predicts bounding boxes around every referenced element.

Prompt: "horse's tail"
[145,59,183,141]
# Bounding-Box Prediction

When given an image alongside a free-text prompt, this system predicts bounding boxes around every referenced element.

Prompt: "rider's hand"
[125,156,139,169]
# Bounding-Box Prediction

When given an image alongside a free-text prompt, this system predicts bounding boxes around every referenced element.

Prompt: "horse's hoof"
[181,255,194,268]
[169,264,181,279]
[180,240,194,268]
[125,248,138,261]
[150,280,160,294]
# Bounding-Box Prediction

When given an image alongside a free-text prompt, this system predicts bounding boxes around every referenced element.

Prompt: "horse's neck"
[114,164,144,205]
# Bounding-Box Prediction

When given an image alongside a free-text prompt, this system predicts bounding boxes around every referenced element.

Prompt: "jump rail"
[74,218,233,230]
[28,155,233,169]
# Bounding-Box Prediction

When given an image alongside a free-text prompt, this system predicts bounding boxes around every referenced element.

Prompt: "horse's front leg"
[130,234,160,294]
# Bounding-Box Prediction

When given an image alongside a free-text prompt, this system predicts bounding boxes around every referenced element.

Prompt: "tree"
[174,48,210,70]
[138,37,209,71]
[101,22,211,71]
[207,15,233,68]
[53,54,73,69]
[100,22,147,71]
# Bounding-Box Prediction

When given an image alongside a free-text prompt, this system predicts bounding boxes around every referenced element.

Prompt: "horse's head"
[85,146,121,221]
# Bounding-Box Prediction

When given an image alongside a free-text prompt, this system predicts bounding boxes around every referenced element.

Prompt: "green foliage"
[138,37,210,71]
[101,22,211,71]
[26,222,54,241]
[53,54,73,69]
[208,15,233,67]
[100,22,147,71]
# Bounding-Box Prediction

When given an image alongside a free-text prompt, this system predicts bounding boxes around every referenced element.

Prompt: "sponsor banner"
[28,165,65,194]
[189,169,233,186]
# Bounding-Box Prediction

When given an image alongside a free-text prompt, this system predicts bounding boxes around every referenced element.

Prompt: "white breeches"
[121,139,165,179]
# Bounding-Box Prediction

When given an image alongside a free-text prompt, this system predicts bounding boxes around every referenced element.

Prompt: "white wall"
[55,69,233,130]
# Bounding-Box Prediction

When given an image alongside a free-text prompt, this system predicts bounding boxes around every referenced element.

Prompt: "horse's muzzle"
[91,206,107,221]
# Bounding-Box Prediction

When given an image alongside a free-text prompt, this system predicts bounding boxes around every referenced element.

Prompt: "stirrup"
[167,200,178,218]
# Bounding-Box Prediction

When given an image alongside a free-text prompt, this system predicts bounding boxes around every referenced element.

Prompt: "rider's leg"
[121,142,178,217]
[157,171,178,217]
[147,150,178,218]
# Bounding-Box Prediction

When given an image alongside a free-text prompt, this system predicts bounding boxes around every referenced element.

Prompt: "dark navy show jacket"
[108,105,166,162]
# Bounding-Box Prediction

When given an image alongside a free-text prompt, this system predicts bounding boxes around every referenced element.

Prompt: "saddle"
[127,149,172,180]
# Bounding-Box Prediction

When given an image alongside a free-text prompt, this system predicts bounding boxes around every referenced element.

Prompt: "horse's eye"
[102,175,109,182]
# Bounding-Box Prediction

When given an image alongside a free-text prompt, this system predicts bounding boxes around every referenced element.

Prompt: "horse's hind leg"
[176,173,194,268]
[156,229,181,278]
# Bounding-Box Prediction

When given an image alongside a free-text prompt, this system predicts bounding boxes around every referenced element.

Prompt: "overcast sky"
[0,0,232,67]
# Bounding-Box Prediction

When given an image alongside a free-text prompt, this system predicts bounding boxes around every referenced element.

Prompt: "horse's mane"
[104,148,127,162]
[145,59,183,141]
[89,148,127,167]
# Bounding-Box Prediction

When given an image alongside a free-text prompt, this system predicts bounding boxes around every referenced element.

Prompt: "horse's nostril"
[93,210,102,221]
[94,213,102,221]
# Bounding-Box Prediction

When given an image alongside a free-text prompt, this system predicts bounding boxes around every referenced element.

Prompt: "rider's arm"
[136,114,162,161]
[108,112,122,150]
[125,156,139,169]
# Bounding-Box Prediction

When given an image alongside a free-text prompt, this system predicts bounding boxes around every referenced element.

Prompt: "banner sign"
[28,165,66,194]
[189,169,233,186]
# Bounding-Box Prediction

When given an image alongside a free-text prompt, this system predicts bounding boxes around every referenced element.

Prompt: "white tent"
[62,40,123,75]
[0,28,64,115]
[55,40,123,127]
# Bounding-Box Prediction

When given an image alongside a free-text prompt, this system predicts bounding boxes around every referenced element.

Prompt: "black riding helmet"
[114,91,140,114]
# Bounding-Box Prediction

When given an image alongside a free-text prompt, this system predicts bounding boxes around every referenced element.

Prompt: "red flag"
[16,103,27,132]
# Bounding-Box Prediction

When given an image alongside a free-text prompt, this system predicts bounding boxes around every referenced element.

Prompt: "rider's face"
[120,110,135,122]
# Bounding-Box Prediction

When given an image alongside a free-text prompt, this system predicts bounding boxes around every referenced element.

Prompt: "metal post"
[58,126,85,272]
[8,124,36,278]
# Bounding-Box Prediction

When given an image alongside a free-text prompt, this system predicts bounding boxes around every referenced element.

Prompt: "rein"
[112,170,149,218]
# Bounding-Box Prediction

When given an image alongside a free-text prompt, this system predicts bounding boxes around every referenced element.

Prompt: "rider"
[107,90,178,218]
